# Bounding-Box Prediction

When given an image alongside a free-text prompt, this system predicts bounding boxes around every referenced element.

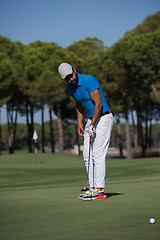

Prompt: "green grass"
[0,152,160,240]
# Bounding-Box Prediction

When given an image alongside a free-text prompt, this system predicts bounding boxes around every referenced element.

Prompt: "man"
[58,63,113,200]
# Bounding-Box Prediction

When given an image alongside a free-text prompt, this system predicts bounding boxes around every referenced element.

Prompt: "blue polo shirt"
[67,73,110,117]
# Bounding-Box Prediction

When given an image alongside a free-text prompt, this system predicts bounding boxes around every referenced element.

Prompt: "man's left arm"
[90,89,102,126]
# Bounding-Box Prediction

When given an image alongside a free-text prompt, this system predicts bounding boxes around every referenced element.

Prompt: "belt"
[89,110,110,119]
[100,110,111,116]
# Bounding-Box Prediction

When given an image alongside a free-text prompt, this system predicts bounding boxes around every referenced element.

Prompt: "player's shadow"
[106,193,123,198]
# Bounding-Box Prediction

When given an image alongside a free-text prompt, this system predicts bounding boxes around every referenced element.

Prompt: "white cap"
[58,63,73,79]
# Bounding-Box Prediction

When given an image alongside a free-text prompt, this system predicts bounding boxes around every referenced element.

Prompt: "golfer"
[58,63,113,200]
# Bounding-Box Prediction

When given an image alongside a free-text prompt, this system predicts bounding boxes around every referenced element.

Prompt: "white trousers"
[83,113,113,189]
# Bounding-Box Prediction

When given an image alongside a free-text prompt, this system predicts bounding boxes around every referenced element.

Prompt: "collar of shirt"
[77,73,82,87]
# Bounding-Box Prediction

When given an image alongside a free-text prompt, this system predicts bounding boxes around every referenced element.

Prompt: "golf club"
[81,136,92,191]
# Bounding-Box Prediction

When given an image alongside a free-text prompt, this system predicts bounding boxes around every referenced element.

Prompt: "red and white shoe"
[92,189,107,200]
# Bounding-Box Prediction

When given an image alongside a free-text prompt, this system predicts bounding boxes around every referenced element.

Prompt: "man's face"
[65,68,78,86]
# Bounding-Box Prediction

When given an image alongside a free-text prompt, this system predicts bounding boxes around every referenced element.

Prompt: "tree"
[109,29,160,157]
[0,36,26,153]
[125,11,160,37]
[67,37,104,59]
[28,41,72,153]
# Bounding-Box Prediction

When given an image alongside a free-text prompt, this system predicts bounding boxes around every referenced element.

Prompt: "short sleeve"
[85,76,100,94]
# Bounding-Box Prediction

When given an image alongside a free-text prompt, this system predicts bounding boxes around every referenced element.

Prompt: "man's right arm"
[75,101,85,136]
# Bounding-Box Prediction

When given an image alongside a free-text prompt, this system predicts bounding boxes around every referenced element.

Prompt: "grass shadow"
[106,193,123,198]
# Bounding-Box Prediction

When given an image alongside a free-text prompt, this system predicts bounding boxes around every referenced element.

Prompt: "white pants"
[83,113,113,189]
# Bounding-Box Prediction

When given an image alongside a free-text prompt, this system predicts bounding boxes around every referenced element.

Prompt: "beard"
[70,73,78,86]
[71,80,78,86]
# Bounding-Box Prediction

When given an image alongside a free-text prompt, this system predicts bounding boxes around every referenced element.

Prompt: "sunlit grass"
[0,152,160,240]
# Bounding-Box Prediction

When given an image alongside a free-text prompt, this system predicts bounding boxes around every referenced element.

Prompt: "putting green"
[0,152,160,240]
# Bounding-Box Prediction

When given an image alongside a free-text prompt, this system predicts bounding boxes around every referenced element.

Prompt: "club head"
[81,187,89,191]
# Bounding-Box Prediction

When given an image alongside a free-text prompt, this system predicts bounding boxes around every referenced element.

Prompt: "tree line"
[1,121,160,157]
[0,11,160,158]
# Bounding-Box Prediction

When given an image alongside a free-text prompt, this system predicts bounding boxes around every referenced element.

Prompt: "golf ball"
[150,218,155,224]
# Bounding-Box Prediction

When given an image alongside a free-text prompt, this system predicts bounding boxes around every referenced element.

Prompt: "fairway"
[0,152,160,240]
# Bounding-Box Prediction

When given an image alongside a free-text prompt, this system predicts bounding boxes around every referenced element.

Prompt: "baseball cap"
[58,63,73,79]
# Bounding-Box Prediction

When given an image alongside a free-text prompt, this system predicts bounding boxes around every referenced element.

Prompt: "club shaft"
[87,137,92,188]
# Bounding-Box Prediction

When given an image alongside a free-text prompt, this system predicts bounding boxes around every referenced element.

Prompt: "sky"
[0,0,160,124]
[1,0,160,48]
